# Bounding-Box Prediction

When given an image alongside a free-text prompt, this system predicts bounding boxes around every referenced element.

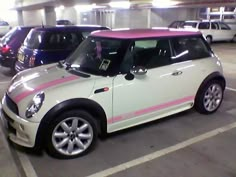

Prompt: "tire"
[195,80,224,114]
[231,35,236,43]
[46,110,98,159]
[206,36,212,44]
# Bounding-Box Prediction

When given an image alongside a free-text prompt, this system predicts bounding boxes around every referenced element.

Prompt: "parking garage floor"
[0,43,236,177]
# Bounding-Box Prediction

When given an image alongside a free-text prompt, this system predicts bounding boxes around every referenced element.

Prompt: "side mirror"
[130,66,147,76]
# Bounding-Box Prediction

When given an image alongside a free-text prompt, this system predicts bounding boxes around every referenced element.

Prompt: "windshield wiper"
[68,68,90,78]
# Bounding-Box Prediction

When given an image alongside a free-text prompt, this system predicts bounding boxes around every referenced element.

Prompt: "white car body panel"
[0,29,225,149]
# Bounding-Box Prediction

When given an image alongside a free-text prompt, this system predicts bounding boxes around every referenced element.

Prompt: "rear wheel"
[195,80,224,114]
[46,110,98,159]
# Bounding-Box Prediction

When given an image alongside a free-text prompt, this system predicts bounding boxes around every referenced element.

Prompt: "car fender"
[35,98,107,148]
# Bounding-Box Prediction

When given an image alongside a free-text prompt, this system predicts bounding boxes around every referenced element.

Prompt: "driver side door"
[109,38,193,132]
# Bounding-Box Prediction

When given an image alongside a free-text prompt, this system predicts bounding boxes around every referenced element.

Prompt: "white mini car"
[1,29,225,158]
[182,20,236,43]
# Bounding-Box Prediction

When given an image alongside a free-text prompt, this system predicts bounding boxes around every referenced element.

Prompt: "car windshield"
[24,30,83,50]
[65,36,126,76]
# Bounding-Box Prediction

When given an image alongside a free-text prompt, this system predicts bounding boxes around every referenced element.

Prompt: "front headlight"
[25,92,45,118]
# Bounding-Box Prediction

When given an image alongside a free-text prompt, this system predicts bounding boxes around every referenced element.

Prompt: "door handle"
[172,71,182,76]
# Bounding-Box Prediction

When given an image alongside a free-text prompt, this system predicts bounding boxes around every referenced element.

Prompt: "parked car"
[168,20,185,28]
[0,26,36,72]
[0,21,11,36]
[15,25,109,72]
[1,29,225,159]
[56,20,73,25]
[182,20,236,43]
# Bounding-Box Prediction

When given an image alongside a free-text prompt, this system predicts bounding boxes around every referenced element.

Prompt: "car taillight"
[29,56,36,67]
[1,45,10,54]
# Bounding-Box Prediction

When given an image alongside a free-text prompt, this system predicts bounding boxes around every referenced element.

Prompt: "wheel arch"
[35,98,108,148]
[195,72,226,100]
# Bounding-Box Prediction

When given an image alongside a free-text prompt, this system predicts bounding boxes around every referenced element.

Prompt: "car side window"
[198,22,210,29]
[219,22,231,30]
[211,22,219,29]
[171,36,211,62]
[120,39,171,73]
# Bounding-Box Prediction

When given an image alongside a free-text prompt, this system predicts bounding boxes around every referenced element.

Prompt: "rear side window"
[24,30,83,50]
[171,36,211,62]
[212,22,219,29]
[198,22,210,29]
[121,39,171,73]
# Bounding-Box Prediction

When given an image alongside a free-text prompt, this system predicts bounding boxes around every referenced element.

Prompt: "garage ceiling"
[13,0,236,10]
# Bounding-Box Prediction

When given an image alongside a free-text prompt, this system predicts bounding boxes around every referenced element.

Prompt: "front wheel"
[195,80,224,114]
[206,36,212,44]
[46,110,98,159]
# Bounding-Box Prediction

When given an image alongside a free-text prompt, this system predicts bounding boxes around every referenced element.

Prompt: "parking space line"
[0,81,10,84]
[17,151,38,177]
[226,87,236,92]
[87,121,236,177]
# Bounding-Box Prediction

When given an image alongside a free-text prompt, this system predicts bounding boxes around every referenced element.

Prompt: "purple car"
[15,25,109,72]
[0,26,36,72]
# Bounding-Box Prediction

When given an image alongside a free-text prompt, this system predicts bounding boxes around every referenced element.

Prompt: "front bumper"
[0,96,39,148]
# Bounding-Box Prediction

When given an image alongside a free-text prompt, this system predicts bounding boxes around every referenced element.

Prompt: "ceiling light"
[109,1,131,9]
[152,0,180,8]
[75,3,96,12]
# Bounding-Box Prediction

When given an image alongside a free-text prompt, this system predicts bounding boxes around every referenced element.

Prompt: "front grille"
[2,109,16,135]
[5,94,19,115]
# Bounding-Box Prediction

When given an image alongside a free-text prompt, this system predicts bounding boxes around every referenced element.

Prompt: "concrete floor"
[0,43,236,177]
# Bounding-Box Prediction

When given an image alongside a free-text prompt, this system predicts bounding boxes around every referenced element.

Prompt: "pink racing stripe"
[14,75,79,103]
[108,96,195,124]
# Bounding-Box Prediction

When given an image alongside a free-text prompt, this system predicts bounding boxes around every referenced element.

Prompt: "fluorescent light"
[152,0,180,8]
[75,4,97,12]
[109,1,131,9]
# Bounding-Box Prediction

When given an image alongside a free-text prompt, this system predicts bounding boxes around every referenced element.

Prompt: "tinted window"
[24,30,83,50]
[171,36,211,62]
[211,22,219,29]
[199,22,210,29]
[121,39,171,72]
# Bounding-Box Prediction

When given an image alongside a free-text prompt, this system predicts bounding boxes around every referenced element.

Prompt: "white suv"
[1,29,225,158]
[182,20,236,43]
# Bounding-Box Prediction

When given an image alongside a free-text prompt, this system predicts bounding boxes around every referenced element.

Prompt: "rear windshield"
[1,28,18,43]
[24,30,83,50]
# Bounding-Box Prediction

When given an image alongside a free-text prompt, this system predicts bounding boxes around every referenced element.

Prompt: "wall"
[151,8,198,27]
[15,6,198,28]
[23,10,44,25]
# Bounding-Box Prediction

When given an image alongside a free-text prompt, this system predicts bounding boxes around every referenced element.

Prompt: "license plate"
[18,53,25,63]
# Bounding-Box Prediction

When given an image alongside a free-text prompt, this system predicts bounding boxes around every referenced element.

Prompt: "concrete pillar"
[17,10,24,26]
[147,9,151,28]
[44,6,56,26]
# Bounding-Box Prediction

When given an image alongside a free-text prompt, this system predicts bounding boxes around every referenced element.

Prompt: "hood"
[7,64,94,104]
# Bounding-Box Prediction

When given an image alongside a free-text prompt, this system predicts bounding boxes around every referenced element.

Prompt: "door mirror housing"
[130,66,147,76]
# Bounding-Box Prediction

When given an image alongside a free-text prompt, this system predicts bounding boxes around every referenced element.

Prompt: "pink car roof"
[91,28,201,39]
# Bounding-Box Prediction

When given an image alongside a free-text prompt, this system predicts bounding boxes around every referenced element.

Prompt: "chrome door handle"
[172,71,182,76]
